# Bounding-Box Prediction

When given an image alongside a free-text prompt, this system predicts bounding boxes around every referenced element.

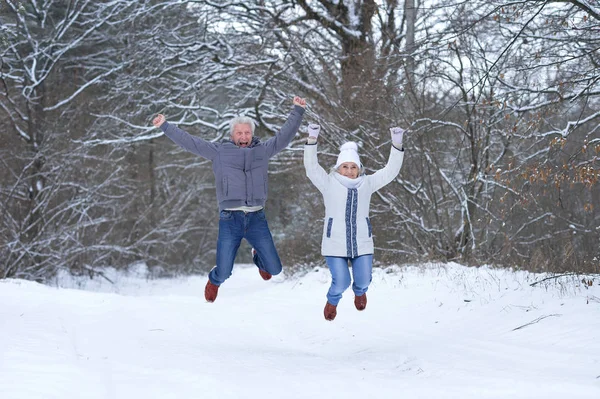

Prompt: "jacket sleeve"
[367,145,405,192]
[303,143,329,194]
[264,105,306,158]
[161,121,218,160]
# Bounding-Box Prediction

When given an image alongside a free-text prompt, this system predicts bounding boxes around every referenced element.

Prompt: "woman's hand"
[308,123,320,138]
[390,127,405,147]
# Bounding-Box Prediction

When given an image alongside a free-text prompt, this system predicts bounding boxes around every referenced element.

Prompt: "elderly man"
[152,97,306,302]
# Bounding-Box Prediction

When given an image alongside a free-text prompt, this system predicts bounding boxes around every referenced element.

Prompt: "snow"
[1,263,599,399]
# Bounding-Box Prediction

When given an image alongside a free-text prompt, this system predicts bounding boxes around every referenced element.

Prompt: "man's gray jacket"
[160,106,305,211]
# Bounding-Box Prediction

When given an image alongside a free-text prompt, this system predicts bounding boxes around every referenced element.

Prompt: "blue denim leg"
[350,254,373,296]
[210,210,244,285]
[245,210,282,276]
[325,257,352,306]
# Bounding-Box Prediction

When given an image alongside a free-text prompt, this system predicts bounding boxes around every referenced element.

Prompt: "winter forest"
[1,0,599,281]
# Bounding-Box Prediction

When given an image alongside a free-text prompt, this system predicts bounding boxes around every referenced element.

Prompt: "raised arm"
[152,114,218,160]
[264,96,306,158]
[368,127,406,192]
[303,123,329,193]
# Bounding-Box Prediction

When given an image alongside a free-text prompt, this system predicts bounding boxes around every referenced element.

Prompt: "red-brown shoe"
[252,248,272,280]
[324,302,337,321]
[204,280,219,302]
[354,294,367,311]
[259,269,272,281]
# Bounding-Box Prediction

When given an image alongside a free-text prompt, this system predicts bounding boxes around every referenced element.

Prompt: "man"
[152,96,306,302]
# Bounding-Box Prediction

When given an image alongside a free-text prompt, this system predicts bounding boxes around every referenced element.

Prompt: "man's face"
[231,123,253,147]
[338,162,359,179]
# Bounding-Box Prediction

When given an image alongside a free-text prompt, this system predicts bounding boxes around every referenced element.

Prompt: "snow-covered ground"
[1,262,599,399]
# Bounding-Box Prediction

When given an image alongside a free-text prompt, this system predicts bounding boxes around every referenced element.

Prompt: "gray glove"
[308,123,321,138]
[390,127,405,147]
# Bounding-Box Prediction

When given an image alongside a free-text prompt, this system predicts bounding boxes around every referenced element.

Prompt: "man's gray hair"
[229,116,256,136]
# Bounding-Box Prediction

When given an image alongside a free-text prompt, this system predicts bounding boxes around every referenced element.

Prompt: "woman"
[303,124,406,321]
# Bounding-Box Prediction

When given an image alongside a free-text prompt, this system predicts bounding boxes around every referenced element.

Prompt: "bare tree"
[0,0,154,279]
[402,0,599,270]
[1,0,597,281]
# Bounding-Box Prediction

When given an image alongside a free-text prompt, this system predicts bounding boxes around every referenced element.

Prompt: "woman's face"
[338,162,359,179]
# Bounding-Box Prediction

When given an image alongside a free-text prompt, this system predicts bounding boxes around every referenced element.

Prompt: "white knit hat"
[335,141,361,169]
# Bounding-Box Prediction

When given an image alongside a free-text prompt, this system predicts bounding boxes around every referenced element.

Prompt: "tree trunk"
[404,0,417,110]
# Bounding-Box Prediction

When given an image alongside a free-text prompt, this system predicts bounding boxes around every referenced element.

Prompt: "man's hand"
[293,96,307,108]
[153,114,166,128]
[390,127,405,147]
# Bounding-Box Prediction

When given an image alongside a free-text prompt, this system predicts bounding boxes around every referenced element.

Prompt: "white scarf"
[333,172,365,189]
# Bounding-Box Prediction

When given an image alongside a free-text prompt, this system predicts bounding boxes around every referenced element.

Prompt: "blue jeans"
[209,209,282,286]
[325,255,373,306]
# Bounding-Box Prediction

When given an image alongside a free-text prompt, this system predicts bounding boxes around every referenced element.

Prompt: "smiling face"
[231,123,253,147]
[337,162,360,179]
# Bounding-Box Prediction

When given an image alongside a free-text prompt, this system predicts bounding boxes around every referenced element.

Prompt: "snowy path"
[1,263,599,399]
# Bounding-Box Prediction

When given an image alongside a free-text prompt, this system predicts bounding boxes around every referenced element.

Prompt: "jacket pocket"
[366,217,372,237]
[326,218,333,238]
[222,177,228,196]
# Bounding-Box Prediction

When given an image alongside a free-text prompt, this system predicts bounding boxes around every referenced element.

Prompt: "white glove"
[307,123,321,138]
[390,127,405,147]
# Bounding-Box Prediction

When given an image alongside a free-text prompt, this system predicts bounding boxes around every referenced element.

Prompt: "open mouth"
[239,142,249,147]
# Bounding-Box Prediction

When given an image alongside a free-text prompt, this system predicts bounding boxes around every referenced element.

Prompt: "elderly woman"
[303,125,406,321]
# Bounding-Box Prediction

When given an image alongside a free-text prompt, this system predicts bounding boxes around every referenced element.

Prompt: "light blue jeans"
[325,255,373,306]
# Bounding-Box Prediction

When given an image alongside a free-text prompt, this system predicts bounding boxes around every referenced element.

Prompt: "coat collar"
[333,172,365,189]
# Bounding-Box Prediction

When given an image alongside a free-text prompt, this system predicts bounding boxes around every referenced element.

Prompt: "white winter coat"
[304,143,405,258]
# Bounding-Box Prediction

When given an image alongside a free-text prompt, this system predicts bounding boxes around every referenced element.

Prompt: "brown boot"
[324,302,337,321]
[204,280,219,302]
[252,248,272,281]
[259,269,272,281]
[354,294,367,311]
